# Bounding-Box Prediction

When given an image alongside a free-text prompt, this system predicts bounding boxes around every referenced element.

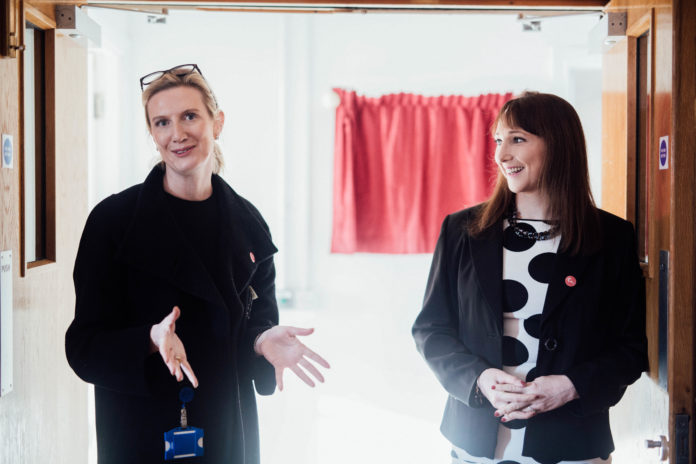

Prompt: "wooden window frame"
[625,11,654,279]
[20,6,56,276]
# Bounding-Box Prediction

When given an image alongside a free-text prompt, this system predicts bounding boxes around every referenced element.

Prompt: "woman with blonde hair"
[66,64,329,463]
[413,91,647,464]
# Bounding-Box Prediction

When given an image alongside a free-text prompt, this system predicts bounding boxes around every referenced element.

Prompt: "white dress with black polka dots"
[450,219,611,464]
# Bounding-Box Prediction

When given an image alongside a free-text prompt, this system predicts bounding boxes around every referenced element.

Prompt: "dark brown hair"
[470,91,599,255]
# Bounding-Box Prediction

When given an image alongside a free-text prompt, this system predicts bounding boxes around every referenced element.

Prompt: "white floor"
[257,306,451,464]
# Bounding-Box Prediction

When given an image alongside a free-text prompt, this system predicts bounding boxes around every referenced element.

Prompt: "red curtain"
[331,89,512,254]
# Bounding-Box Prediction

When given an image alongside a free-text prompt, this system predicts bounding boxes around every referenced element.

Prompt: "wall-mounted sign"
[2,134,13,169]
[659,135,669,170]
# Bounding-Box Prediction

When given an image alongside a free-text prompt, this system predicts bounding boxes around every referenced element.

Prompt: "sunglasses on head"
[139,64,204,91]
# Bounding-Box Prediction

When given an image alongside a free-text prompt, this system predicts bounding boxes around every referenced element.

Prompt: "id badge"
[164,387,204,460]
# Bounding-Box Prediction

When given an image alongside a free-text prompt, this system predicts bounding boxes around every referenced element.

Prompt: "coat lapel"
[469,222,504,334]
[114,167,228,309]
[541,246,591,322]
[213,174,278,297]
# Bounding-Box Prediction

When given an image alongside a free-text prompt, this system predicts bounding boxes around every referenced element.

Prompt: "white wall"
[84,9,604,463]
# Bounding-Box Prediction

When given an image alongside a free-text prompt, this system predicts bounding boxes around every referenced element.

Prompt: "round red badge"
[249,252,256,263]
[565,275,577,287]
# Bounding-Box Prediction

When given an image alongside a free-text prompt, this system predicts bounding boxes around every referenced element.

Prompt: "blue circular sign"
[2,137,11,166]
[659,139,667,166]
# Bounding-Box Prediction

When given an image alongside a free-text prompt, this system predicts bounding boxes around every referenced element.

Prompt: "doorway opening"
[85,8,602,463]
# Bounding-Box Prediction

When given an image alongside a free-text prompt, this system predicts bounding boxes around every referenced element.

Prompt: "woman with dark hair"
[66,64,329,464]
[412,91,647,464]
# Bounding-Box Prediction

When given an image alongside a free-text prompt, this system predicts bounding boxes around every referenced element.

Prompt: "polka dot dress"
[451,219,611,464]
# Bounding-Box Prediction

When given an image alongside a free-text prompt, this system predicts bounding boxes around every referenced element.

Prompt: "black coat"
[412,206,648,463]
[66,166,278,464]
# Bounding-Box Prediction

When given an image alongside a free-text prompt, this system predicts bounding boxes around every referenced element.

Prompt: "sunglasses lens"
[141,71,165,87]
[172,64,196,76]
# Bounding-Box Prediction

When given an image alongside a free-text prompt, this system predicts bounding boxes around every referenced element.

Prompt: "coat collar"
[212,169,278,293]
[114,166,277,307]
[470,219,591,329]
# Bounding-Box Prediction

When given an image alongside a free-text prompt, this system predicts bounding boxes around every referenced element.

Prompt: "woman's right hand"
[150,306,199,388]
[476,368,536,418]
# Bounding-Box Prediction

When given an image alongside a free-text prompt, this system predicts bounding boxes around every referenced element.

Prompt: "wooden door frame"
[7,0,694,461]
[56,0,612,8]
[670,0,696,462]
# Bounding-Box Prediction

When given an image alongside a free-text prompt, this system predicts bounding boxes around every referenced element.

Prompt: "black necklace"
[508,209,560,241]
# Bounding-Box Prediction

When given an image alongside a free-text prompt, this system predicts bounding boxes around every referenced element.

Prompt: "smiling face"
[494,120,547,198]
[147,86,223,186]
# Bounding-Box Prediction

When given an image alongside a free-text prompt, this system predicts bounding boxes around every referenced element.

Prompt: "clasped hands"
[150,306,330,390]
[477,368,579,422]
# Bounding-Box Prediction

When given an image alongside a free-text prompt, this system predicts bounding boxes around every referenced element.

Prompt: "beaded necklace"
[508,209,560,241]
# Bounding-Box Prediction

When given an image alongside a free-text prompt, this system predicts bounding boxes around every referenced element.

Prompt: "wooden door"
[602,0,696,462]
[0,2,90,462]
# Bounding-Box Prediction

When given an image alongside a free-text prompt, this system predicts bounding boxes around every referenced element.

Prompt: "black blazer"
[66,166,278,464]
[412,206,648,463]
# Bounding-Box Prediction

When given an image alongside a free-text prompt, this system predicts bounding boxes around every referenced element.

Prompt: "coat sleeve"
[65,196,156,397]
[235,201,279,396]
[412,214,493,407]
[242,254,279,396]
[565,219,648,416]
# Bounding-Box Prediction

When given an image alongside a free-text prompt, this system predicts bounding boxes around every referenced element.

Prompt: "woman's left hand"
[495,375,579,421]
[255,326,330,391]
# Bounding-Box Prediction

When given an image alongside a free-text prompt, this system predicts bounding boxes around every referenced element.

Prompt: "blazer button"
[544,338,558,351]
